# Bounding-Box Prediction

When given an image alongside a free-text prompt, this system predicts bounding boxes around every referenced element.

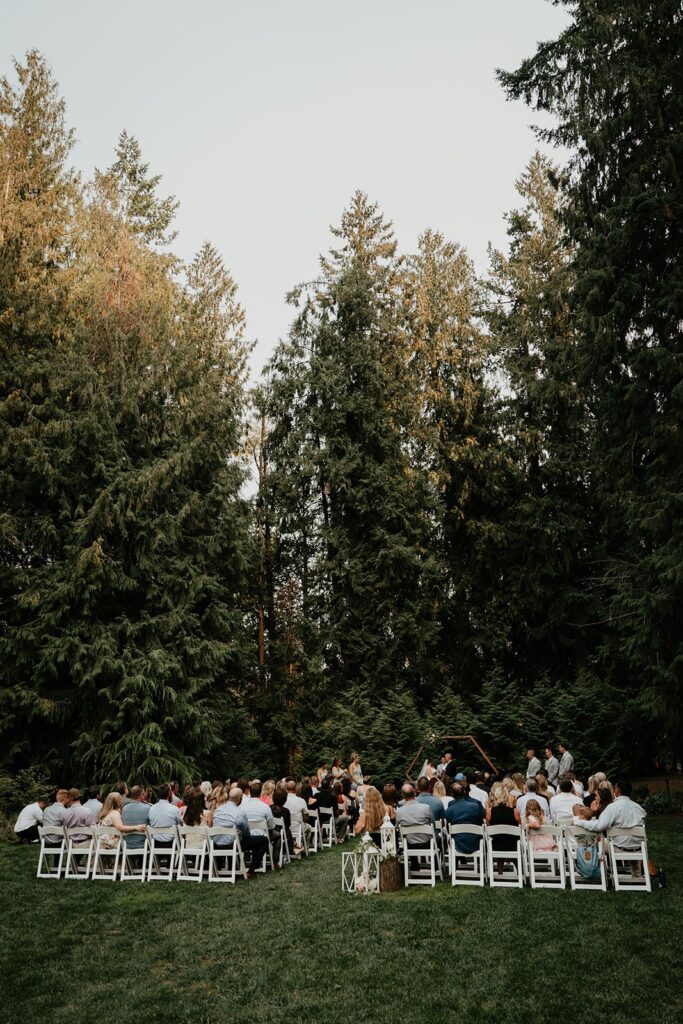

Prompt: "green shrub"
[642,793,683,815]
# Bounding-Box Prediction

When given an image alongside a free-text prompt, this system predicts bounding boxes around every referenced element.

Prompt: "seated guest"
[242,780,280,865]
[181,790,210,848]
[516,779,549,823]
[550,778,579,822]
[536,772,554,802]
[83,787,103,818]
[121,785,151,848]
[524,799,557,851]
[63,788,94,835]
[416,775,445,823]
[509,773,526,800]
[208,787,267,877]
[170,781,182,806]
[340,776,358,823]
[591,781,615,818]
[583,772,606,808]
[287,780,312,825]
[354,786,388,845]
[316,776,350,841]
[98,793,147,847]
[43,789,70,837]
[486,782,519,857]
[395,783,434,846]
[148,782,182,846]
[260,781,275,805]
[115,781,131,806]
[432,779,452,810]
[199,781,212,804]
[468,772,489,809]
[382,783,398,820]
[271,785,295,856]
[445,782,485,854]
[14,795,49,844]
[578,779,646,852]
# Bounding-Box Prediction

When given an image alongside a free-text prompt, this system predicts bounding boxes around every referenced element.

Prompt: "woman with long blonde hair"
[354,786,387,844]
[97,792,146,847]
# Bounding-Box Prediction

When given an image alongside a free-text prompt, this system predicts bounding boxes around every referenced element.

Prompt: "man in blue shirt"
[213,788,268,876]
[444,783,485,854]
[121,785,150,848]
[148,783,182,845]
[416,776,445,823]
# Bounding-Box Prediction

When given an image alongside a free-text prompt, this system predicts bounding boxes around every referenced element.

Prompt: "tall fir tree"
[499,0,683,763]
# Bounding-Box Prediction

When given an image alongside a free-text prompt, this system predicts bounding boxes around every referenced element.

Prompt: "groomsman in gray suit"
[558,742,574,777]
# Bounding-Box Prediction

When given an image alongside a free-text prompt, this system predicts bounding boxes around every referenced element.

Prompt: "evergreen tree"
[485,153,595,682]
[499,0,683,762]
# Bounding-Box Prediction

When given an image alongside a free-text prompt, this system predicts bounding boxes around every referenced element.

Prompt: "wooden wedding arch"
[406,734,498,780]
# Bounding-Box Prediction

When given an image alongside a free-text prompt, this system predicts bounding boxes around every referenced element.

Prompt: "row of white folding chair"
[399,824,444,887]
[548,822,649,892]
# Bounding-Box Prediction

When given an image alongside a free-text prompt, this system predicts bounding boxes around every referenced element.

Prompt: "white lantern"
[380,813,396,857]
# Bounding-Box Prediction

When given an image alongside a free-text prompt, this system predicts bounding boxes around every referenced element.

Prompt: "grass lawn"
[1,821,681,1024]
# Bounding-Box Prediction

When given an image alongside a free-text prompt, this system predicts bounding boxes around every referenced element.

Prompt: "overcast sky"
[3,1,568,375]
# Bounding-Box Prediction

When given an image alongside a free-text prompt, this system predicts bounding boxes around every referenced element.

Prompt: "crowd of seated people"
[13,744,648,881]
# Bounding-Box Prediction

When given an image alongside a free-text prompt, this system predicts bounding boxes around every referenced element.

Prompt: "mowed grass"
[1,822,682,1024]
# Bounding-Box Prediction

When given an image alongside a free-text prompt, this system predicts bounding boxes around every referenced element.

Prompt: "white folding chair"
[64,826,95,880]
[146,826,179,881]
[305,810,322,853]
[526,825,566,889]
[207,826,247,883]
[176,826,208,882]
[566,826,607,892]
[607,826,651,892]
[272,818,290,866]
[37,826,67,879]
[400,824,443,887]
[486,825,524,887]
[448,825,486,886]
[91,826,123,880]
[318,808,336,849]
[120,833,149,881]
[246,815,274,872]
[290,819,308,857]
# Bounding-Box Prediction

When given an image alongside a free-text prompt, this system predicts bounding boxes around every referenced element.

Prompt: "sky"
[2,0,569,376]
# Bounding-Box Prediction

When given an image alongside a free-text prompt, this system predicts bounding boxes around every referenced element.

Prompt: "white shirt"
[469,785,488,810]
[285,794,308,824]
[516,792,549,823]
[578,796,646,849]
[15,802,44,833]
[550,792,579,822]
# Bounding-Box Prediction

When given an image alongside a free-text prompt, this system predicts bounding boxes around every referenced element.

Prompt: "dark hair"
[236,778,250,795]
[86,786,100,801]
[115,781,128,795]
[341,777,352,797]
[272,785,288,809]
[157,783,171,801]
[38,795,50,804]
[560,778,573,794]
[597,786,614,811]
[614,779,632,797]
[332,758,341,768]
[250,780,263,798]
[183,792,206,827]
[452,783,466,801]
[416,776,430,793]
[382,784,398,806]
[300,783,313,802]
[332,781,342,796]
[129,785,144,800]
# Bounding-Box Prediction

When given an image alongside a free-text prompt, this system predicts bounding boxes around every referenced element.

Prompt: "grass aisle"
[1,822,681,1024]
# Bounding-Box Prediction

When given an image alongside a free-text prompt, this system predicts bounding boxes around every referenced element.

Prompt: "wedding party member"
[558,742,574,776]
[544,747,560,788]
[349,753,363,786]
[526,749,541,779]
[14,796,49,843]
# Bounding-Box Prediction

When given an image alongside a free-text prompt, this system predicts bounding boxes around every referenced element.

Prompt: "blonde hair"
[211,784,230,808]
[536,776,549,795]
[511,773,526,792]
[525,799,545,824]
[261,780,276,799]
[98,792,122,821]
[363,787,386,832]
[432,780,447,798]
[489,782,508,807]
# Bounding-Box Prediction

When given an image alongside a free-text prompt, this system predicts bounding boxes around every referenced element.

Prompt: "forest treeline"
[1,1,681,784]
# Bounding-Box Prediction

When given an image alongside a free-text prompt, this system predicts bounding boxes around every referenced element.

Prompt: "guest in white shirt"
[468,772,489,810]
[550,779,580,822]
[242,781,280,865]
[578,779,646,850]
[14,796,49,843]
